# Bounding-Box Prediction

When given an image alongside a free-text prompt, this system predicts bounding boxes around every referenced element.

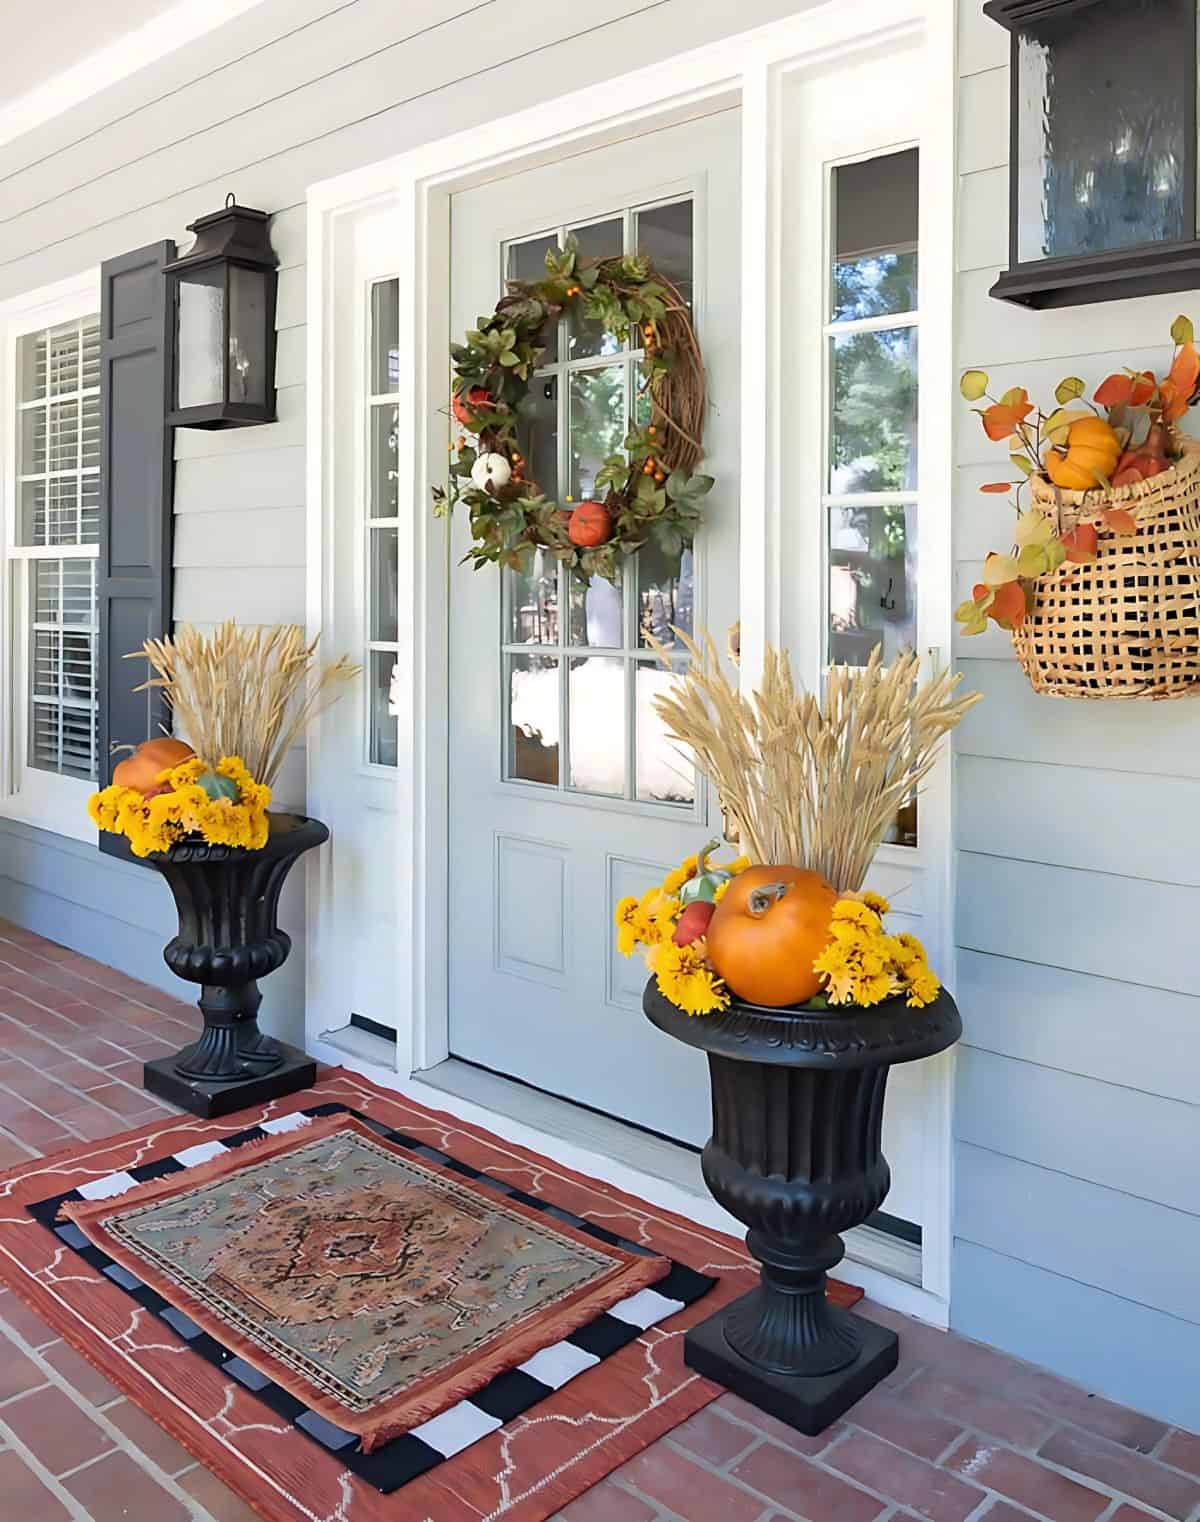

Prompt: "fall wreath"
[432,236,714,583]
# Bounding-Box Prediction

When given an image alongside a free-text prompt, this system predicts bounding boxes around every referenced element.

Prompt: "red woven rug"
[0,1067,862,1522]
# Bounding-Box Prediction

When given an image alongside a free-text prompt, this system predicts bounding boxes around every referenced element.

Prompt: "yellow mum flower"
[830,899,879,931]
[663,854,698,897]
[861,890,891,916]
[906,966,941,1007]
[727,856,751,875]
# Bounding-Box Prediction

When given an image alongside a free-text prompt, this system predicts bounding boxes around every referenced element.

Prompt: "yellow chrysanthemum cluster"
[87,756,272,859]
[812,894,940,1009]
[613,849,750,1016]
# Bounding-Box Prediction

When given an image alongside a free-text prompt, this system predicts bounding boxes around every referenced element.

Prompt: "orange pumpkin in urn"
[112,737,195,794]
[705,865,837,1007]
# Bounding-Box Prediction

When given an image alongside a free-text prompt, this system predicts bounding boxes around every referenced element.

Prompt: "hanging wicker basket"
[1014,440,1200,700]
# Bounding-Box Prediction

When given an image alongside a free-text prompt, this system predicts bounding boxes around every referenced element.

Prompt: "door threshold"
[419,1057,922,1288]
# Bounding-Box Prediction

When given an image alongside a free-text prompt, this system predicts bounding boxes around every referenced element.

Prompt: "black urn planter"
[142,813,328,1119]
[644,980,961,1434]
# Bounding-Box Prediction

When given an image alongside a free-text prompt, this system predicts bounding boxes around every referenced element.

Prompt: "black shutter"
[96,241,176,860]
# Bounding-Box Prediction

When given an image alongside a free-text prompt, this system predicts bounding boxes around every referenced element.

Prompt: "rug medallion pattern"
[65,1114,669,1448]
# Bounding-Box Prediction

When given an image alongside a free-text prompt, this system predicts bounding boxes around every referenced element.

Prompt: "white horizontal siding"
[957,950,1200,1106]
[951,8,1200,1422]
[957,1050,1200,1217]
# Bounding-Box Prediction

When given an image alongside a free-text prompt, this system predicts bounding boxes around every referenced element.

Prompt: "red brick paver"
[0,919,1197,1522]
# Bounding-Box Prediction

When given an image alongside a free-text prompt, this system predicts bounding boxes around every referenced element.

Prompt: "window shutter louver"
[96,242,176,861]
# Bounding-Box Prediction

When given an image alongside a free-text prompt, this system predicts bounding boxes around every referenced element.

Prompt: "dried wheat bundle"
[131,622,360,788]
[652,631,980,891]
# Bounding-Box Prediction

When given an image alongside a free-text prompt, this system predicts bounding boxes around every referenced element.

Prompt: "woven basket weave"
[1014,440,1200,700]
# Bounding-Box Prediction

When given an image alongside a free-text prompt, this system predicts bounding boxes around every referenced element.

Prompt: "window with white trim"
[11,313,101,786]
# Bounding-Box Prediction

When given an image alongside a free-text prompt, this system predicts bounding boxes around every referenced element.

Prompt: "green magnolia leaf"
[982,553,1020,587]
[1010,453,1034,477]
[960,369,988,402]
[1016,543,1049,578]
[1043,537,1067,571]
[1055,376,1086,404]
[1172,314,1195,345]
[1014,510,1053,547]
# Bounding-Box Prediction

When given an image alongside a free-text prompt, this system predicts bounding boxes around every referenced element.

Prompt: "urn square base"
[143,1043,317,1119]
[683,1297,898,1436]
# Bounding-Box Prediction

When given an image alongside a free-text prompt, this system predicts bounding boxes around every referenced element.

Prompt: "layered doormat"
[0,1068,862,1522]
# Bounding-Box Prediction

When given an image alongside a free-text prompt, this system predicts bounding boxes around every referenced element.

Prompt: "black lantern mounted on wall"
[164,195,278,428]
[985,0,1200,309]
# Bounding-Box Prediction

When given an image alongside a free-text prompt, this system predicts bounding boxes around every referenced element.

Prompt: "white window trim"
[305,0,956,1325]
[0,270,102,844]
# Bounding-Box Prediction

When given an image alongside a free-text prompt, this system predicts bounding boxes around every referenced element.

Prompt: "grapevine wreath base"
[433,237,715,584]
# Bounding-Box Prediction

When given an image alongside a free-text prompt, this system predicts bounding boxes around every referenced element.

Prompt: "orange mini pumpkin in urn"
[112,737,195,794]
[705,865,837,1007]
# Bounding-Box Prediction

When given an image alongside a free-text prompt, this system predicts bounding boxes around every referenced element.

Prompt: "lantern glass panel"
[228,264,268,407]
[176,266,225,409]
[1015,0,1191,266]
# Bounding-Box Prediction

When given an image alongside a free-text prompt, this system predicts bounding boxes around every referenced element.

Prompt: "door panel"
[446,112,740,1144]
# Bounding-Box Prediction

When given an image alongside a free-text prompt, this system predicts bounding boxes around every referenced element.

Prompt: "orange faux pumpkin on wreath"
[959,315,1200,700]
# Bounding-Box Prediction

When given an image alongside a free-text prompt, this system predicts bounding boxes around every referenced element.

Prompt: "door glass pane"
[369,404,398,517]
[368,651,398,767]
[830,328,917,493]
[507,552,560,645]
[566,217,623,359]
[635,199,694,312]
[832,150,918,321]
[569,572,623,647]
[827,504,917,667]
[507,233,559,364]
[369,526,398,643]
[507,653,559,784]
[637,543,694,649]
[517,374,558,501]
[568,655,625,796]
[370,279,400,394]
[636,658,694,804]
[569,364,625,501]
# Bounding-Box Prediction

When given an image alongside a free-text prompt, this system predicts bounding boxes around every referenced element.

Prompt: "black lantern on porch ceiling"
[985,0,1200,309]
[164,196,278,428]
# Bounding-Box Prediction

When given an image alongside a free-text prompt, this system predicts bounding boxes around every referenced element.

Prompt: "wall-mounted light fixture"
[986,0,1200,309]
[164,195,278,428]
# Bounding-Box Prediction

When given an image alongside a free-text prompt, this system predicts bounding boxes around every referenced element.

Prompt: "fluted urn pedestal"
[644,981,961,1434]
[142,813,328,1119]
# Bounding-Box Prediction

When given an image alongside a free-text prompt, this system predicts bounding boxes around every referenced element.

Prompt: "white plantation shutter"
[15,316,101,779]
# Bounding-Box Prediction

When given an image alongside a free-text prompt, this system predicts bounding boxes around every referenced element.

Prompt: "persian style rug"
[0,1068,862,1522]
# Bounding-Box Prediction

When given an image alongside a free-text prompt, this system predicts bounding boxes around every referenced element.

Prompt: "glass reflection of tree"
[570,365,625,500]
[832,325,915,494]
[833,251,916,322]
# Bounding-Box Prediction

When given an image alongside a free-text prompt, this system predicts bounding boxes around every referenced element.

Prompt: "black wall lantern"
[164,196,278,428]
[985,0,1200,309]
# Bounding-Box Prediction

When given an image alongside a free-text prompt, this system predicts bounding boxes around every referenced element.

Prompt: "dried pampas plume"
[131,622,360,788]
[651,631,979,892]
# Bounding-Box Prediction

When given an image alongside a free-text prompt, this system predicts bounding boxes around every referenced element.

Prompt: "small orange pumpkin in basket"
[1043,416,1121,492]
[705,865,837,1008]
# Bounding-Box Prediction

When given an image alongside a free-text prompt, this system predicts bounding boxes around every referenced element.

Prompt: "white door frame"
[305,0,958,1325]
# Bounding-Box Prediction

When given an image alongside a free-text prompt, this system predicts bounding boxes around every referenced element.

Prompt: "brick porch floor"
[0,922,1195,1522]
